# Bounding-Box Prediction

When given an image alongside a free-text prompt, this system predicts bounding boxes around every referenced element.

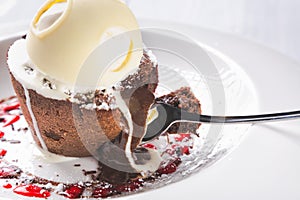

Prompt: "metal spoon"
[143,102,300,142]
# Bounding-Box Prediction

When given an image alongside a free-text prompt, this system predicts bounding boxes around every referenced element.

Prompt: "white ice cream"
[27,0,143,87]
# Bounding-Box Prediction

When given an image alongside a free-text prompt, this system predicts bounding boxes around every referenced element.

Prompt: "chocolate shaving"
[44,130,63,141]
[42,78,56,90]
[17,127,28,132]
[82,170,97,176]
[9,140,21,144]
[24,65,34,75]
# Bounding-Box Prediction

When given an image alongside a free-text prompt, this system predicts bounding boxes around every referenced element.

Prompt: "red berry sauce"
[0,149,7,157]
[157,158,182,175]
[0,131,4,138]
[92,186,114,198]
[3,183,12,189]
[142,143,157,150]
[0,97,21,128]
[62,184,84,199]
[92,179,144,198]
[13,184,51,198]
[175,133,192,142]
[0,166,21,178]
[2,102,20,112]
[2,115,20,127]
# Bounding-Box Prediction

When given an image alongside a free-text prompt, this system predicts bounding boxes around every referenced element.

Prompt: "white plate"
[0,27,257,199]
[1,21,300,200]
[138,21,300,200]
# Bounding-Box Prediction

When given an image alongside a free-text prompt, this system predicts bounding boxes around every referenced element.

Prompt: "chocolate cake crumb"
[156,87,201,134]
[82,170,97,176]
[64,89,72,96]
[17,127,29,132]
[74,164,81,167]
[0,118,4,122]
[24,65,34,75]
[42,78,56,90]
[9,140,21,144]
[11,124,15,131]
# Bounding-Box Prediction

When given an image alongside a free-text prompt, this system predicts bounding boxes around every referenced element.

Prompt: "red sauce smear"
[3,183,12,189]
[171,144,191,155]
[175,133,191,142]
[92,179,143,198]
[0,167,15,178]
[0,131,4,138]
[2,115,20,127]
[0,149,7,157]
[157,158,182,175]
[2,102,20,112]
[63,184,84,199]
[142,143,157,150]
[13,184,51,198]
[0,98,21,127]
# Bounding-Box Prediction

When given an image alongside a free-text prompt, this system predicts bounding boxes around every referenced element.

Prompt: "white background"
[1,0,300,63]
[130,0,300,63]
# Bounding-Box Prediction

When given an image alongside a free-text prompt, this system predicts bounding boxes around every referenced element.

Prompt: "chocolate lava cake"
[3,0,204,197]
[8,46,158,157]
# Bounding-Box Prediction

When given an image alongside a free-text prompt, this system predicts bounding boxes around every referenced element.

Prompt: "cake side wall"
[9,74,125,157]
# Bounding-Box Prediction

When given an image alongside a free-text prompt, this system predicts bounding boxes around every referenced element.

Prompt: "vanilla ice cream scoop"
[26,0,143,86]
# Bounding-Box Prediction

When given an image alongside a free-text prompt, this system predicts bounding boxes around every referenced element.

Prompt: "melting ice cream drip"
[111,87,161,174]
[22,85,48,150]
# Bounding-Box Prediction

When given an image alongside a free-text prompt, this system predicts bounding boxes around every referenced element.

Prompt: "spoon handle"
[143,103,300,142]
[180,110,300,124]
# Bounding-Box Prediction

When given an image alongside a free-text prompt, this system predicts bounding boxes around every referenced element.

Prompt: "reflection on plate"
[0,29,258,199]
